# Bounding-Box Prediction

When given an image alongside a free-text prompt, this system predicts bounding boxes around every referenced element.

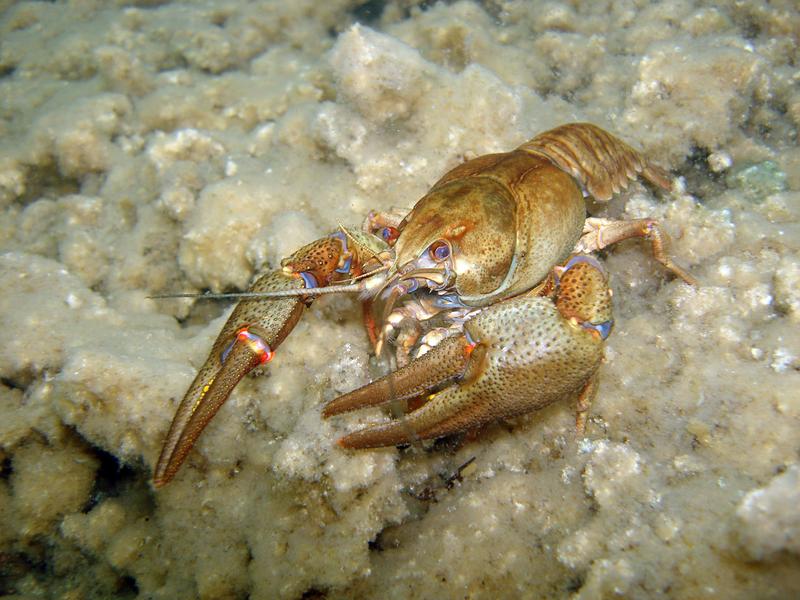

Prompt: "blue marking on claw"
[556,254,608,287]
[582,319,613,340]
[563,254,607,276]
[463,328,476,346]
[331,230,348,249]
[330,231,352,274]
[220,338,235,364]
[336,256,352,274]
[300,271,318,289]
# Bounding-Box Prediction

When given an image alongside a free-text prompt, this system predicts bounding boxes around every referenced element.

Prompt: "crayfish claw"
[154,226,393,487]
[331,256,612,451]
[322,333,475,418]
[153,272,305,487]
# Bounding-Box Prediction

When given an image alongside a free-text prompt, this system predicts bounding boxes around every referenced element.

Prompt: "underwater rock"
[726,161,789,202]
[0,0,798,598]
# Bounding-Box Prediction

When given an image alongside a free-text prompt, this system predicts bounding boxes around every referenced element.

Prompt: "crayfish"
[153,123,695,487]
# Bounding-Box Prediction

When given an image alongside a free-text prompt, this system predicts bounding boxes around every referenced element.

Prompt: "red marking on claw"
[237,328,274,364]
[464,340,477,358]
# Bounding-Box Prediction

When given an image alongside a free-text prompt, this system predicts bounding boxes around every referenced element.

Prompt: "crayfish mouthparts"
[153,122,695,487]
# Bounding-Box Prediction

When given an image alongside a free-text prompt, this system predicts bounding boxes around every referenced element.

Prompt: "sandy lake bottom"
[0,1,798,598]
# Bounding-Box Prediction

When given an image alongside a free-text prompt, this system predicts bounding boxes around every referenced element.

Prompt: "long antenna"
[147,264,391,301]
[147,283,365,301]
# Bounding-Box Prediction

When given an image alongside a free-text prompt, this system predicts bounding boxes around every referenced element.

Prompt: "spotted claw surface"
[153,272,306,487]
[154,230,390,487]
[323,255,612,448]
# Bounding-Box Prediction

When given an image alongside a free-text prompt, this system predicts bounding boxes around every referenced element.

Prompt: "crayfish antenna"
[148,265,391,302]
[147,283,369,301]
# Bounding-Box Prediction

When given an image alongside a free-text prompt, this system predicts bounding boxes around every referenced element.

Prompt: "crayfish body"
[153,123,694,487]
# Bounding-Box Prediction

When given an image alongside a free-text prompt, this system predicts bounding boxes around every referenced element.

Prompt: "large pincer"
[153,271,306,487]
[323,255,613,448]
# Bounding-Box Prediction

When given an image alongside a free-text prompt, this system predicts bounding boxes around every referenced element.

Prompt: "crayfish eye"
[428,240,451,262]
[380,226,399,245]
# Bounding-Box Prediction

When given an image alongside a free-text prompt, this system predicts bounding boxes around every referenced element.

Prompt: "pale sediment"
[0,1,798,598]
